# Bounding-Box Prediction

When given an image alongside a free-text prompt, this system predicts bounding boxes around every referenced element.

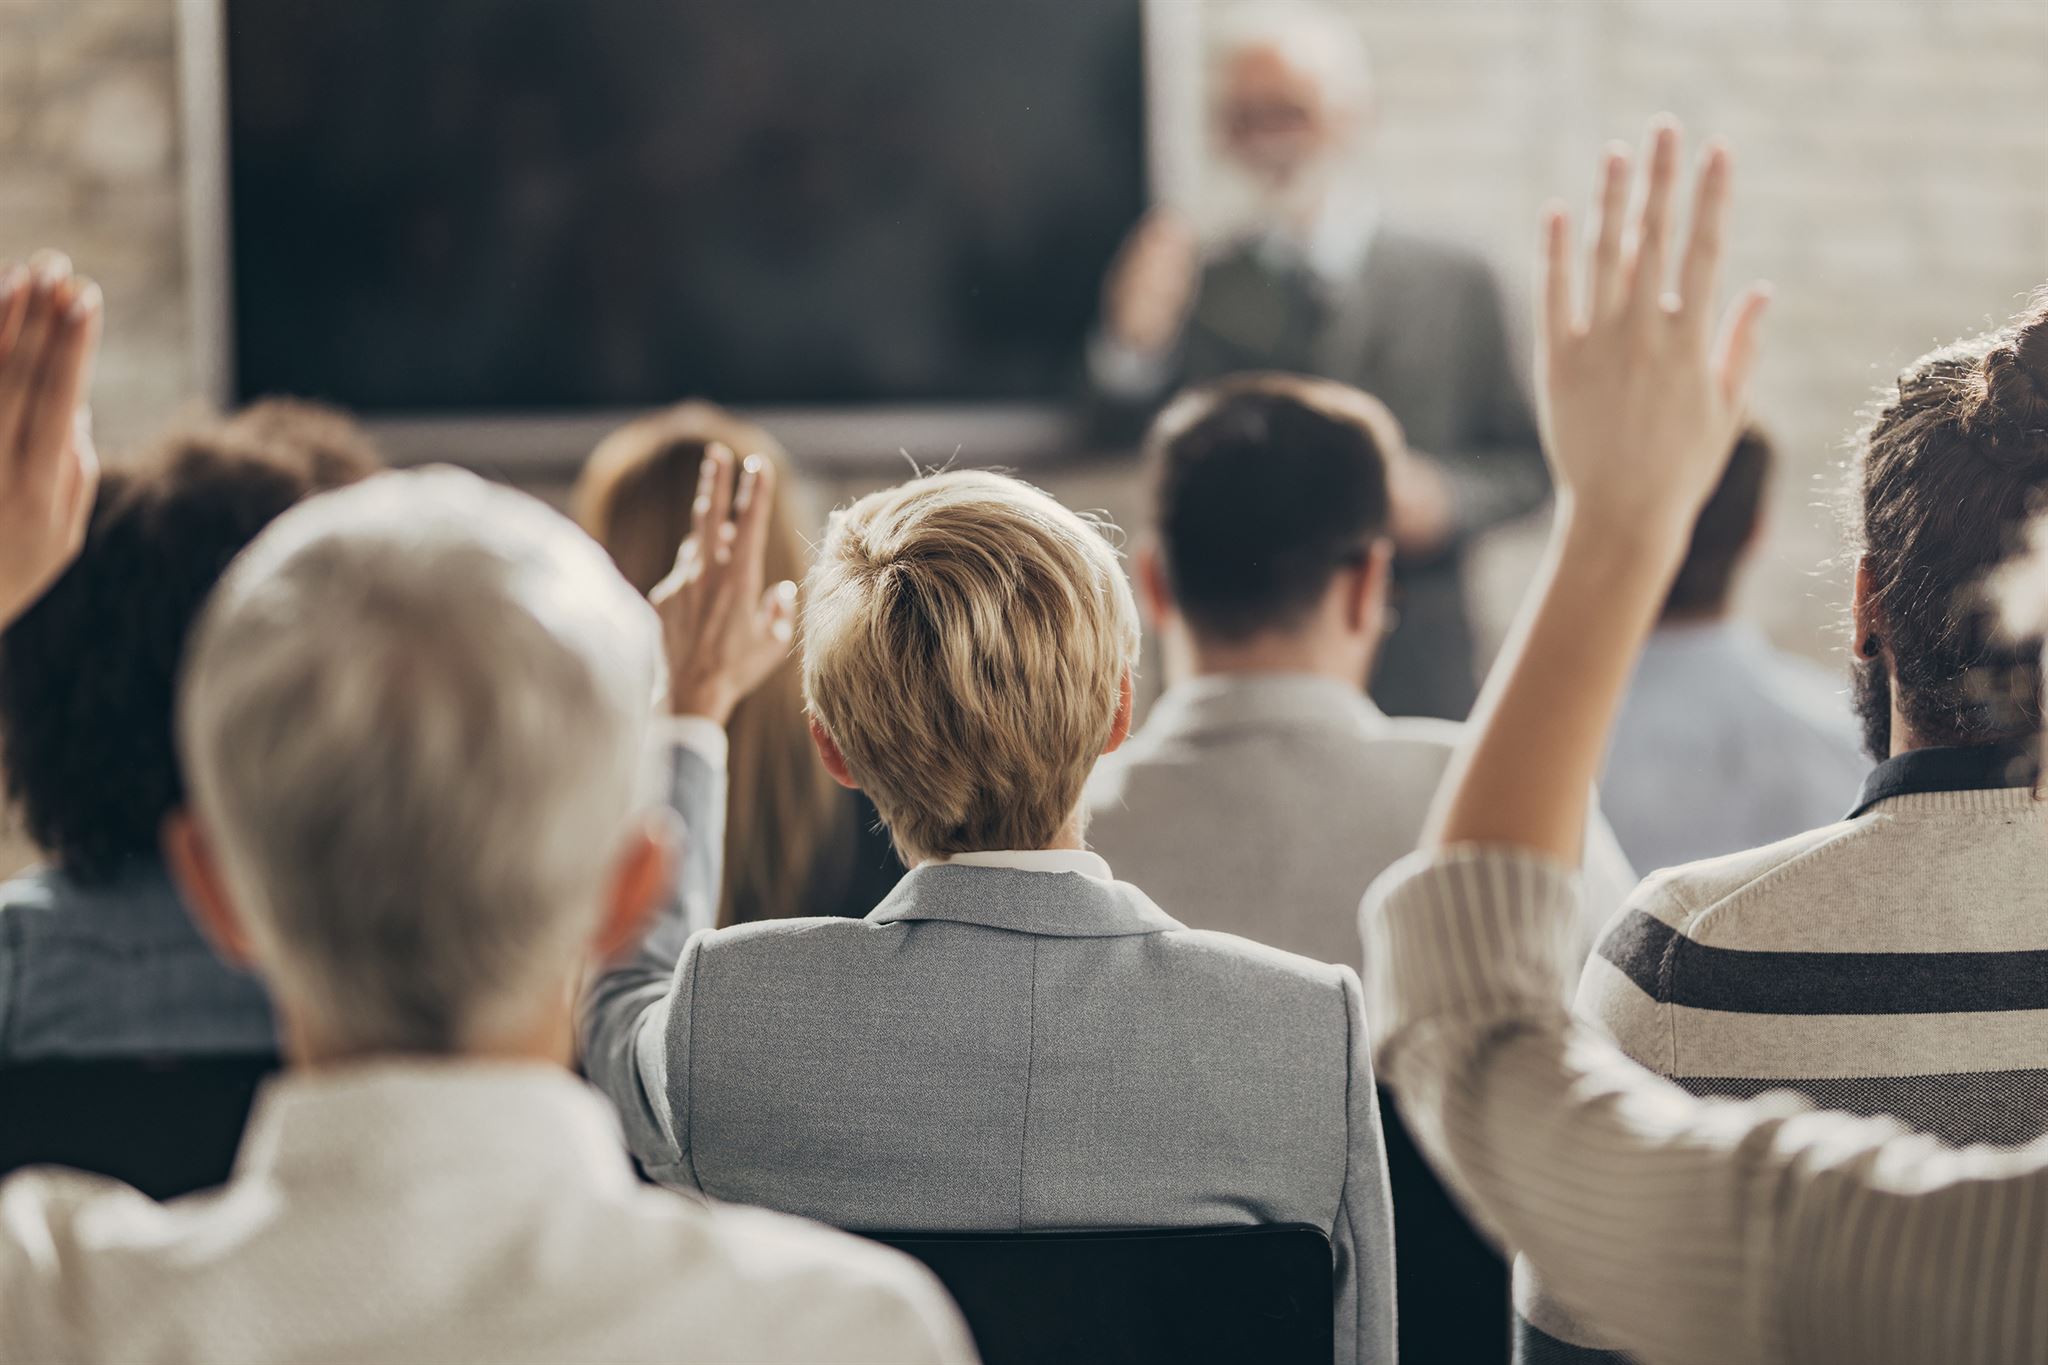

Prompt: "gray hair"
[177,468,666,1053]
[1210,2,1374,115]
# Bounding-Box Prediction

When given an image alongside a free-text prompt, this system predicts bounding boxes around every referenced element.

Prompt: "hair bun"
[1974,296,2048,439]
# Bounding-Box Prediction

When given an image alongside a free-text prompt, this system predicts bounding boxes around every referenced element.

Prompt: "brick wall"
[2,0,2045,872]
[1198,0,2048,661]
[0,0,187,451]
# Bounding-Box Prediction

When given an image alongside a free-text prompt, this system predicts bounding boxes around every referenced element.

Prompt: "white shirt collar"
[924,849,1115,880]
[234,1060,635,1192]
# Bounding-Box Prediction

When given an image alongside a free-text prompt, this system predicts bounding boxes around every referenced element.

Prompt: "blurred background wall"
[1,0,2045,874]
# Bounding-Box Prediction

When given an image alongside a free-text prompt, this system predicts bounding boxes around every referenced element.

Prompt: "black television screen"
[222,0,1147,413]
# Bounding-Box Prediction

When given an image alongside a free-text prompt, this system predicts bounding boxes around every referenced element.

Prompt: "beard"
[1851,658,1892,763]
[1200,153,1350,242]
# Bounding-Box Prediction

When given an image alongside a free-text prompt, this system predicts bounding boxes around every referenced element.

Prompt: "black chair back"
[0,1054,279,1201]
[863,1223,1334,1365]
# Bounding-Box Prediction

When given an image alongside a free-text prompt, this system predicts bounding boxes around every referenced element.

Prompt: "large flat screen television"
[180,0,1189,468]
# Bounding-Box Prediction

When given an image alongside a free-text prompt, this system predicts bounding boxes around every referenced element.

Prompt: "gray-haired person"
[0,276,974,1365]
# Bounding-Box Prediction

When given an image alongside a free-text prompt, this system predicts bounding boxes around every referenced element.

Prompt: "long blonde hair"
[574,402,846,926]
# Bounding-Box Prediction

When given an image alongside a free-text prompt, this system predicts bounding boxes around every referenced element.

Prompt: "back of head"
[1145,373,1392,643]
[178,469,664,1053]
[573,403,841,926]
[0,422,379,883]
[803,470,1139,864]
[225,397,385,491]
[1662,425,1772,622]
[1857,291,2048,748]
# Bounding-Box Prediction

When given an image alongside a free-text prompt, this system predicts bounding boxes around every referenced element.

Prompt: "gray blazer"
[585,746,1398,1365]
[1098,226,1548,720]
[1085,675,1638,976]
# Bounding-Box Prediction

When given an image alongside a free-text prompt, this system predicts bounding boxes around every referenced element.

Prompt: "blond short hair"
[803,471,1139,864]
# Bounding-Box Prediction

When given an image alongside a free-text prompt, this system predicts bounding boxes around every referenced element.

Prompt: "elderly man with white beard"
[1091,1,1547,725]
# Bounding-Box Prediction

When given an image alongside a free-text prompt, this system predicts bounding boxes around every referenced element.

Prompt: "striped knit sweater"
[1515,744,2044,1364]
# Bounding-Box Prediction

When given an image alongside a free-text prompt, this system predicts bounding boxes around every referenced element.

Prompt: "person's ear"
[592,817,675,961]
[162,810,258,970]
[1851,556,1885,663]
[1104,668,1136,756]
[1345,538,1396,637]
[809,717,860,790]
[1135,542,1175,632]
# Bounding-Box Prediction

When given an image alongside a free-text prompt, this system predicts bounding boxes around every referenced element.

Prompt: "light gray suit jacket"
[1085,675,1638,978]
[584,744,1398,1365]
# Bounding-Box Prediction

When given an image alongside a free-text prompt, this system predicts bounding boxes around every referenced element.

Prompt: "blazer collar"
[1142,673,1386,745]
[868,864,1183,939]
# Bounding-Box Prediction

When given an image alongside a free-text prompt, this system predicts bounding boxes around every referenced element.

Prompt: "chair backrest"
[862,1223,1334,1365]
[0,1054,279,1201]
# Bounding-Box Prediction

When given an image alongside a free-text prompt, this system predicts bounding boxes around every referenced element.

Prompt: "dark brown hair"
[1145,372,1393,642]
[0,417,380,882]
[1664,425,1771,621]
[1855,293,2048,750]
[224,398,385,487]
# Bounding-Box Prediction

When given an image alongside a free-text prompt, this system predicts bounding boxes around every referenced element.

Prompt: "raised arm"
[1427,122,1766,859]
[0,252,103,630]
[580,445,797,1170]
[1364,120,1839,1362]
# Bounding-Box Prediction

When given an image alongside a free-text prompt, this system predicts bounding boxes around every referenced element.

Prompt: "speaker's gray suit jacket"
[584,745,1399,1365]
[1095,225,1548,721]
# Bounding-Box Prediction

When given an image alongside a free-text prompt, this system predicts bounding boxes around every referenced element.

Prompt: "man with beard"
[1514,297,2048,1363]
[1089,2,1545,720]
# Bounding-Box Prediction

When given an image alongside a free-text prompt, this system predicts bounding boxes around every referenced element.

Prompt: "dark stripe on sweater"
[1676,1068,2048,1147]
[1598,909,2048,1015]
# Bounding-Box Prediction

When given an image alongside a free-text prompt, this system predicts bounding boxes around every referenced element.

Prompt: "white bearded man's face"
[1206,43,1363,232]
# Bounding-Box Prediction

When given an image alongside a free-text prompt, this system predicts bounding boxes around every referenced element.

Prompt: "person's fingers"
[0,266,30,369]
[0,255,73,462]
[652,532,705,612]
[1676,142,1731,334]
[695,442,734,545]
[21,281,101,498]
[1627,119,1682,320]
[1587,145,1630,319]
[1540,202,1575,349]
[730,454,776,606]
[1714,282,1773,407]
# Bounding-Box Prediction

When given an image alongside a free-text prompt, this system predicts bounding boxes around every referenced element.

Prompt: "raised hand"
[0,250,103,629]
[1536,120,1770,556]
[651,443,799,725]
[1103,209,1200,355]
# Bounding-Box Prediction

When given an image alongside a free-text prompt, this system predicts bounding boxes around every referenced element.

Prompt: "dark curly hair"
[0,415,380,882]
[1851,291,2048,757]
